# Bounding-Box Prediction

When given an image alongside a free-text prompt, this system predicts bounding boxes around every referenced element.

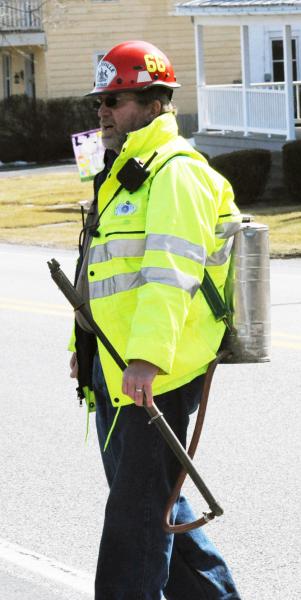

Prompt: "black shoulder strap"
[200,270,232,329]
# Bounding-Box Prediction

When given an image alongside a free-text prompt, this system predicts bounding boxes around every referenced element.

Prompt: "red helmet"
[88,40,181,95]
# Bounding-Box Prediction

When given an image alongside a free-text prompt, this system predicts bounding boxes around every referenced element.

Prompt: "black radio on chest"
[116,158,150,193]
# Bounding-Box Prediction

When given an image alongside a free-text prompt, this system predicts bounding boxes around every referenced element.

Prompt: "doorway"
[25,53,36,99]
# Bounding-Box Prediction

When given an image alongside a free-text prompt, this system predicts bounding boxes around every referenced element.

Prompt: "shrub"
[209,149,272,206]
[282,140,301,201]
[41,97,98,161]
[0,95,43,162]
[0,95,98,163]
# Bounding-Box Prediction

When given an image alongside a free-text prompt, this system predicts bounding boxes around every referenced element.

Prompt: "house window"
[2,54,12,98]
[271,39,297,81]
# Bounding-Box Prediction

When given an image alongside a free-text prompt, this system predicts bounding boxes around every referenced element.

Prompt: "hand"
[69,352,78,379]
[122,359,159,407]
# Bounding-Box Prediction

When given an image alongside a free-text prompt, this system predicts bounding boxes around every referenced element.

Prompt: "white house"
[175,0,301,155]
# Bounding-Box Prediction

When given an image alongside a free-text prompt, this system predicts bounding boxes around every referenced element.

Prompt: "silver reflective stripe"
[206,237,234,267]
[89,272,143,299]
[146,233,206,265]
[89,239,145,264]
[141,267,200,298]
[215,221,241,239]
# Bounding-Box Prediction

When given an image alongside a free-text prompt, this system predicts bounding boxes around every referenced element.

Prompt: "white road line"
[272,340,301,350]
[273,331,301,340]
[0,538,93,595]
[272,331,301,349]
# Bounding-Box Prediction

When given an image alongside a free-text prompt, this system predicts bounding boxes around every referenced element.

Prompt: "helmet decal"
[96,61,117,88]
[144,53,166,74]
[137,71,152,83]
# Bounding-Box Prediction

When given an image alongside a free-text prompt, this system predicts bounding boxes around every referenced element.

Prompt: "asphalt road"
[0,163,78,178]
[0,243,300,600]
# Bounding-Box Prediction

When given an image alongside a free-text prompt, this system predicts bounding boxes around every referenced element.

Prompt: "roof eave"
[175,5,301,17]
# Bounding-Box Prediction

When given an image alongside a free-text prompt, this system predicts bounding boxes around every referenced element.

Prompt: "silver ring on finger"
[135,387,143,393]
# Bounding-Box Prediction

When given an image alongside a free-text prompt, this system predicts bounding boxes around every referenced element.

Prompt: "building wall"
[204,26,241,84]
[0,0,242,117]
[42,0,241,115]
[43,0,195,114]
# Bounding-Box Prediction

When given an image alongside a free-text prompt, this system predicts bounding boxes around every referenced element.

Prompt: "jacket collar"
[119,112,178,160]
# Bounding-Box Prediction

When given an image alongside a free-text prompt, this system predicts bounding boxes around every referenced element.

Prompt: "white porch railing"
[251,81,301,124]
[0,0,43,31]
[198,81,301,137]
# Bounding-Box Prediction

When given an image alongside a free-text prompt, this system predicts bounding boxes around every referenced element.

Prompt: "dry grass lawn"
[0,173,91,247]
[0,172,300,256]
[249,205,301,257]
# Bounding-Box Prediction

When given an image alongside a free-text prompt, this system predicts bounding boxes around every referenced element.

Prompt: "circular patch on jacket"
[96,61,117,88]
[115,201,137,216]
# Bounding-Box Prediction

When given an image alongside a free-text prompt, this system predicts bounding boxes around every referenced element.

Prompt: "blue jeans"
[93,354,241,600]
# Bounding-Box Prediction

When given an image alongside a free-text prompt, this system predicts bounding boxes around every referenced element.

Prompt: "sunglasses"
[93,94,133,110]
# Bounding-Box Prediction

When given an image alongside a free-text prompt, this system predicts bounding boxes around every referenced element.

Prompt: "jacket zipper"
[105,230,145,237]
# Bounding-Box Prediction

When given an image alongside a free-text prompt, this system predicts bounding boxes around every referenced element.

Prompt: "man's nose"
[98,102,111,117]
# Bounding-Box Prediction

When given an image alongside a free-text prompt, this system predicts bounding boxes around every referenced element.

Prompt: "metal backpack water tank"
[222,219,271,363]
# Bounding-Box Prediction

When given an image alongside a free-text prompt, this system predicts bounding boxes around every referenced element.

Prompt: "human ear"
[149,99,162,119]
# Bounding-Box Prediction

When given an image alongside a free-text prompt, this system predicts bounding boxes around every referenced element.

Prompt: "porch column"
[240,25,251,136]
[194,23,206,131]
[283,24,295,140]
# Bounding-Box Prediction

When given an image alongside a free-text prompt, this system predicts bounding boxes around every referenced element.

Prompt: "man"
[70,40,241,600]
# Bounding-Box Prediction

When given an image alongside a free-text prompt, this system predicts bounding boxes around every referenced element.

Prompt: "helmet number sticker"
[144,54,166,73]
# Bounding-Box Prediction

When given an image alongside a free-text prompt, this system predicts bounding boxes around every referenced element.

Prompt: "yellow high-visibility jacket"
[86,112,241,407]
